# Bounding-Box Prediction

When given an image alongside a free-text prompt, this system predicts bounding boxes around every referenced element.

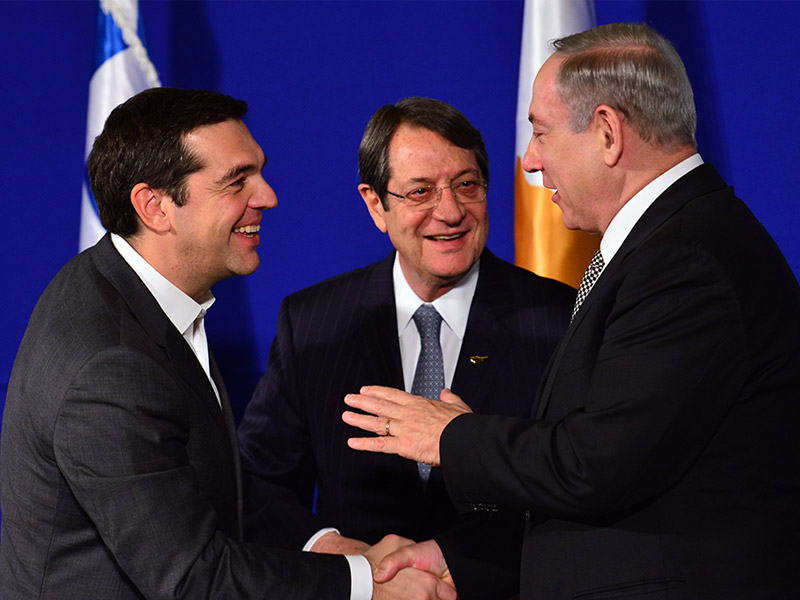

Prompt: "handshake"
[312,530,457,600]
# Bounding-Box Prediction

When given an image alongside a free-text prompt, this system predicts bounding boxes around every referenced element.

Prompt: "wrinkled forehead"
[388,124,478,180]
[529,55,569,123]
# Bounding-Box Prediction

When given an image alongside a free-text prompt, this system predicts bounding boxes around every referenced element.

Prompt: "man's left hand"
[343,386,471,465]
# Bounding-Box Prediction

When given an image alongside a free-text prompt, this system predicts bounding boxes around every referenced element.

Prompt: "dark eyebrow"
[214,156,268,187]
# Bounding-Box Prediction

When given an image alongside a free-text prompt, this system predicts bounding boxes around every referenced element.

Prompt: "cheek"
[384,212,425,248]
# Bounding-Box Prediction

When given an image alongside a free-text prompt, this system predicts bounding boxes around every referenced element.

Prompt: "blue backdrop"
[2,0,799,434]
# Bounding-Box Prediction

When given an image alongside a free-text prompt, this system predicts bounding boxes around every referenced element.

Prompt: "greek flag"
[79,0,160,252]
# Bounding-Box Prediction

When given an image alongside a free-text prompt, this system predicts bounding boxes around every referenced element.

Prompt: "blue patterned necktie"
[571,249,604,323]
[410,304,444,483]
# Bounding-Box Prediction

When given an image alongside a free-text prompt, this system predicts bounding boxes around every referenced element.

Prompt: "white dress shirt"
[394,254,479,392]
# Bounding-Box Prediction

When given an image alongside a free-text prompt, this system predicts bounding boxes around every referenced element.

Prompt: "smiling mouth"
[428,232,466,242]
[233,225,260,237]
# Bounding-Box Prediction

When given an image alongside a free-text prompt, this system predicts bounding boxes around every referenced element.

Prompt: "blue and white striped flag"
[79,0,160,252]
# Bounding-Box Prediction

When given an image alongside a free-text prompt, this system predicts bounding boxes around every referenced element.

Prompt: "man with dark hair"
[0,87,452,600]
[238,97,573,556]
[345,24,800,599]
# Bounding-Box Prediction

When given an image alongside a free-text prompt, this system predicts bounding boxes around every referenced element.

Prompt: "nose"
[522,136,542,173]
[430,187,466,223]
[251,177,278,210]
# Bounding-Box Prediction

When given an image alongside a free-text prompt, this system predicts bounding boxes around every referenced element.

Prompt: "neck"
[127,234,212,303]
[601,144,696,234]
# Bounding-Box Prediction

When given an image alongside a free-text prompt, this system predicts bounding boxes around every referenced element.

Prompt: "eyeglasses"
[385,177,487,211]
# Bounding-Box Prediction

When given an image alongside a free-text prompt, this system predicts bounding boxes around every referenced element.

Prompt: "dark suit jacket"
[438,164,800,599]
[0,234,350,599]
[237,249,573,549]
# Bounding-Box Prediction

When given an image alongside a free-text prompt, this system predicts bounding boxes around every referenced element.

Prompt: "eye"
[230,177,247,191]
[455,178,478,190]
[453,178,483,198]
[405,186,434,202]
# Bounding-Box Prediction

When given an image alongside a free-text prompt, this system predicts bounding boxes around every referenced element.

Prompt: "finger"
[359,385,419,406]
[373,547,414,583]
[347,435,399,454]
[341,410,389,436]
[372,533,416,554]
[344,393,398,418]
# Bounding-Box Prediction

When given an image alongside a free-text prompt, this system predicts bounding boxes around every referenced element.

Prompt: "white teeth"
[431,233,463,241]
[233,225,260,236]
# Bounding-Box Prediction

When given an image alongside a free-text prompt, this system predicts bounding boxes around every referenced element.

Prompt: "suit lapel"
[91,234,230,429]
[164,330,228,428]
[534,164,729,419]
[357,252,405,388]
[211,351,243,536]
[452,251,513,414]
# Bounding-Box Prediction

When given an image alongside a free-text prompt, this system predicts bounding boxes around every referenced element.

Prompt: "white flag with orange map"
[514,0,598,289]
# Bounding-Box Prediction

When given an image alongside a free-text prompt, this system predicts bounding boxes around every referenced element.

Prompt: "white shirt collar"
[110,233,215,336]
[393,253,479,342]
[601,153,704,265]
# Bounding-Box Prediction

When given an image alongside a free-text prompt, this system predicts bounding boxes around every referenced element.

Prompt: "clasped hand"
[367,536,456,600]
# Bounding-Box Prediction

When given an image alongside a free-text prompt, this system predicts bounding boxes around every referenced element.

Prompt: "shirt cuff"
[303,527,339,552]
[345,554,373,600]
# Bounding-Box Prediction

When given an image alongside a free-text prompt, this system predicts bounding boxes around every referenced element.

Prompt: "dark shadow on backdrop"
[643,1,730,178]
[167,1,261,423]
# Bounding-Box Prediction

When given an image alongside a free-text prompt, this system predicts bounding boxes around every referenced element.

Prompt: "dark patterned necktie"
[410,304,444,483]
[571,249,604,323]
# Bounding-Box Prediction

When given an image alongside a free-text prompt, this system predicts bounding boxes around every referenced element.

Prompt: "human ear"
[130,183,171,234]
[358,183,389,234]
[594,105,623,167]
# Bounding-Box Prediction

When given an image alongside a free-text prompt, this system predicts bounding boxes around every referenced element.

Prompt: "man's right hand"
[365,536,456,600]
[372,539,455,599]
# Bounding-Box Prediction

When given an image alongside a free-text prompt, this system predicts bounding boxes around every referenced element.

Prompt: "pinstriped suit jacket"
[0,234,350,599]
[237,249,574,549]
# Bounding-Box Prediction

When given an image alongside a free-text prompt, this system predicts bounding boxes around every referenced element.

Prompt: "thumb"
[373,548,413,583]
[439,388,471,412]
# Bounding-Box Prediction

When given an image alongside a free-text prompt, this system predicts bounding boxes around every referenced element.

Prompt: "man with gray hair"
[344,23,800,599]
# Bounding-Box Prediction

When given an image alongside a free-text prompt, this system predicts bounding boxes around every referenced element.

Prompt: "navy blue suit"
[238,249,574,548]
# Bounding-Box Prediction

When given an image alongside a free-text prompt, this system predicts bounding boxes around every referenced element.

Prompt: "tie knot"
[412,304,442,341]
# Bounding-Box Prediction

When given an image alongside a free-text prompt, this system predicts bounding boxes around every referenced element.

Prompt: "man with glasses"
[238,97,574,558]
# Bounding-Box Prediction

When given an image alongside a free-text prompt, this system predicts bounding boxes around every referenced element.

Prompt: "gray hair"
[552,22,696,151]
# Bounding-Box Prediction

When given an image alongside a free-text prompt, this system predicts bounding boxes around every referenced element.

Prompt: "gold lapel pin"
[469,355,488,364]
